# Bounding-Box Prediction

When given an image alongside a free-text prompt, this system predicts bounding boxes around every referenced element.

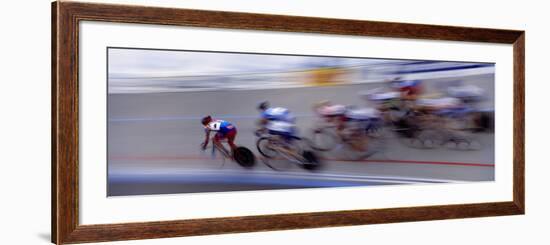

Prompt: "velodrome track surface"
[107,75,494,196]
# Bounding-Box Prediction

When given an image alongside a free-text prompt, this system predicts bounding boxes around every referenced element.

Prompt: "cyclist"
[256,101,305,160]
[390,77,423,101]
[342,107,381,151]
[345,107,380,131]
[201,115,237,157]
[313,100,349,138]
[359,86,402,125]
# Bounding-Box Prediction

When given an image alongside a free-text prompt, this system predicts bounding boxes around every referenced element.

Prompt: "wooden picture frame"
[52,1,525,244]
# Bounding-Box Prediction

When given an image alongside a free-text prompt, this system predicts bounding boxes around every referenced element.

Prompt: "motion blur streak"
[109,155,494,167]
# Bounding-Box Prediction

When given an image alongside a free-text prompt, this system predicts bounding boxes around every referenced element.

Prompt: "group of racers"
[200,77,487,157]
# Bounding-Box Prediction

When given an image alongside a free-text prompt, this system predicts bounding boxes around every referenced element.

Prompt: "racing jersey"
[266,121,294,133]
[345,108,380,121]
[416,97,462,110]
[205,120,235,134]
[317,104,346,117]
[261,107,294,122]
[368,91,401,101]
[397,80,422,96]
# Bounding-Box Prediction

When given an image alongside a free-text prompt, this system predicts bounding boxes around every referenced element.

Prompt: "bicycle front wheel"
[309,128,338,151]
[256,137,279,158]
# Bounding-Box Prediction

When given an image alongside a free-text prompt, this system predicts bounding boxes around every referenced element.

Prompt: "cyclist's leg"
[335,116,348,139]
[348,125,368,151]
[226,128,238,151]
[213,133,230,157]
[286,141,303,160]
[277,132,303,161]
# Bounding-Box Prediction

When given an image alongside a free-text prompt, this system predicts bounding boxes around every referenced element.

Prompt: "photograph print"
[107,47,495,196]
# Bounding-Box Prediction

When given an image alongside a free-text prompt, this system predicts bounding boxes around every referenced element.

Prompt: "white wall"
[0,0,546,244]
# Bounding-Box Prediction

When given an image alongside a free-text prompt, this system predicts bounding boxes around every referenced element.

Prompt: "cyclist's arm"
[256,118,268,127]
[202,129,211,148]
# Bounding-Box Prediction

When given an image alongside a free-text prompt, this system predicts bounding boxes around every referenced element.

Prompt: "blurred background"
[108,48,495,196]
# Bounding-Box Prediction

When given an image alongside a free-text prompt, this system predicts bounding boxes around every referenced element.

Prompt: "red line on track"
[110,155,494,167]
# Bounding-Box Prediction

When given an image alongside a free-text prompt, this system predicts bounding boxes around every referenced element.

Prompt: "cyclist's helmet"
[258,101,270,111]
[201,115,212,125]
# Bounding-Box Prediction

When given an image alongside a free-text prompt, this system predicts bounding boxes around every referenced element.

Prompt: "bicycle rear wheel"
[301,151,321,170]
[233,147,256,168]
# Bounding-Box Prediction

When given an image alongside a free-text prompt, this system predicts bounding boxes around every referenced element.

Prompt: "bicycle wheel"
[416,129,442,149]
[309,128,338,151]
[233,147,256,168]
[256,137,278,158]
[301,150,321,170]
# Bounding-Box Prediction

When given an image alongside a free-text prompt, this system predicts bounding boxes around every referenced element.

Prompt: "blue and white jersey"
[266,121,296,140]
[367,91,401,101]
[393,79,421,89]
[266,121,295,133]
[261,107,294,122]
[205,120,235,134]
[345,108,380,121]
